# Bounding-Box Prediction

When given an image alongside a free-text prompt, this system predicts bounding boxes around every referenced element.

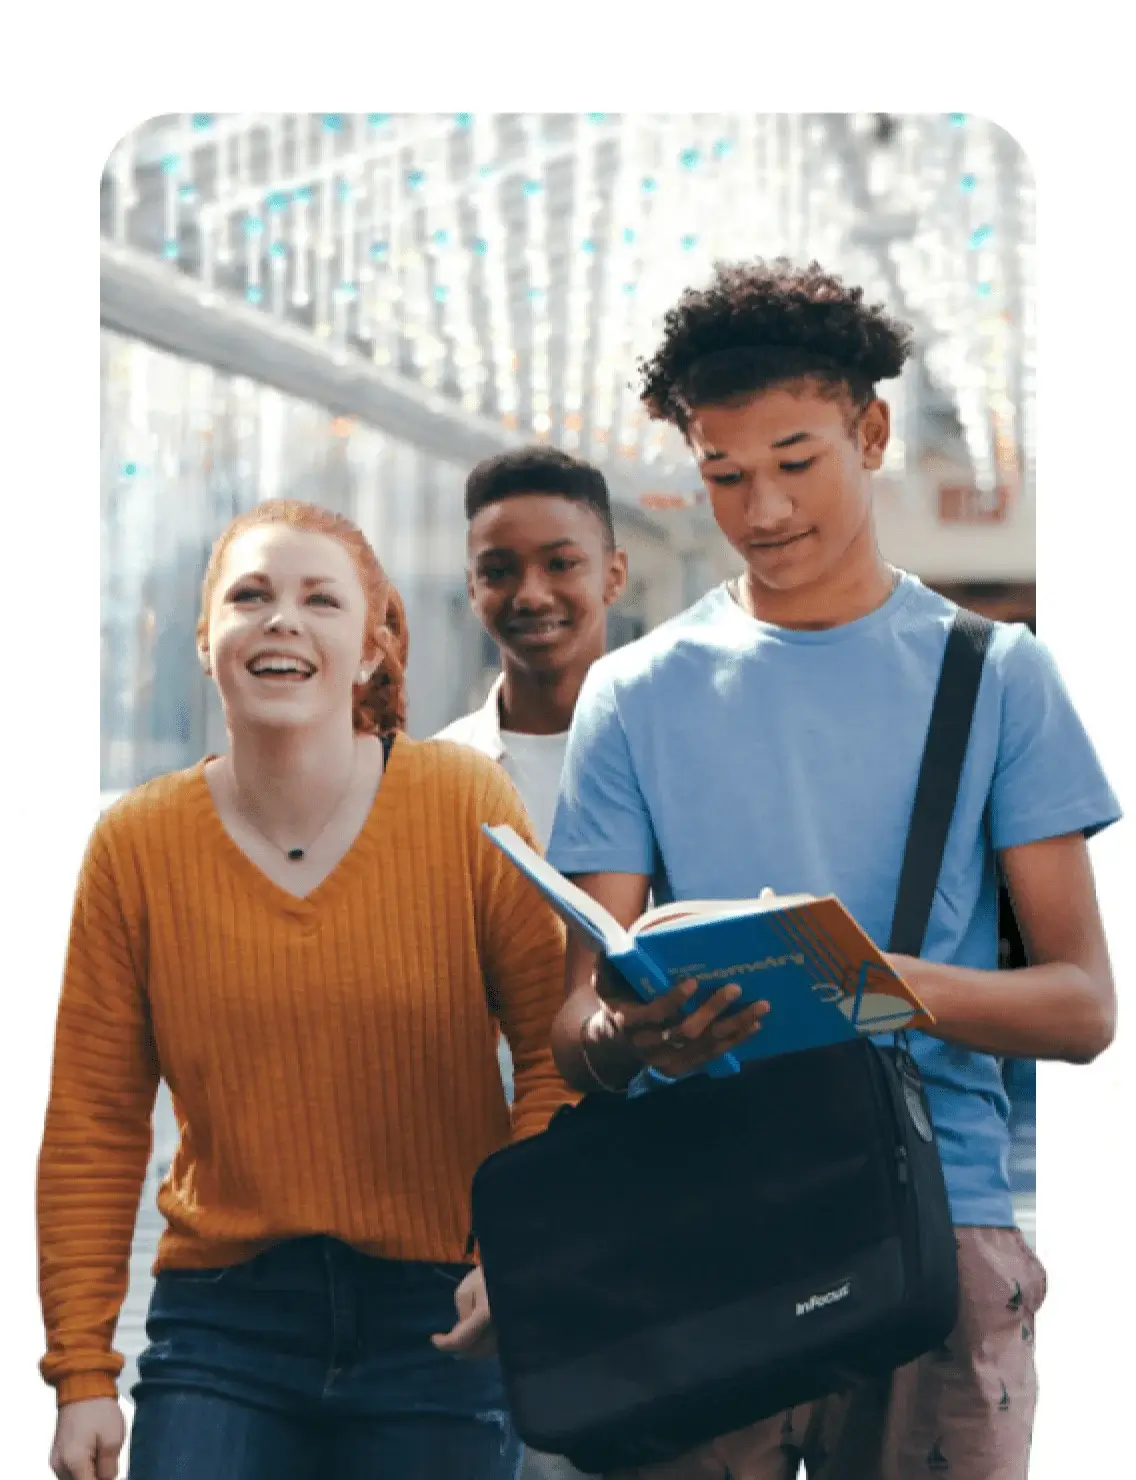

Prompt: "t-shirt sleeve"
[546,663,656,877]
[989,627,1122,851]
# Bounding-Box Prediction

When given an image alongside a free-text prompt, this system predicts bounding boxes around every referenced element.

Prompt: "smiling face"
[201,524,376,734]
[687,382,890,595]
[467,493,627,677]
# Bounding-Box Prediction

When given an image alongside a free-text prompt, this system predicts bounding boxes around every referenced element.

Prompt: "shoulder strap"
[887,609,996,957]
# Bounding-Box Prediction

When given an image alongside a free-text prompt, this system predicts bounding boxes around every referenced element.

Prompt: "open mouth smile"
[506,620,572,640]
[246,653,318,680]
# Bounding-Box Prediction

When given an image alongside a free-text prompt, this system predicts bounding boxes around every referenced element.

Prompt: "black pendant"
[287,847,305,862]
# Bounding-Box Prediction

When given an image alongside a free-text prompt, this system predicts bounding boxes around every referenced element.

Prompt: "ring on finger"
[660,1026,686,1049]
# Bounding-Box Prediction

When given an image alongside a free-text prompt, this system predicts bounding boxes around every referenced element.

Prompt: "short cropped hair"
[638,258,915,431]
[464,446,616,549]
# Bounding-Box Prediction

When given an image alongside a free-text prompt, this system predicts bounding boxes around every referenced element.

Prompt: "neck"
[740,523,897,631]
[224,716,360,834]
[498,649,598,735]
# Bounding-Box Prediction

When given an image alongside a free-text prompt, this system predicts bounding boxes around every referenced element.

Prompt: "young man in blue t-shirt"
[545,260,1120,1479]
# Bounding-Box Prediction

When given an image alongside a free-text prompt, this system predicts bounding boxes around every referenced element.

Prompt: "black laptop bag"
[470,610,994,1474]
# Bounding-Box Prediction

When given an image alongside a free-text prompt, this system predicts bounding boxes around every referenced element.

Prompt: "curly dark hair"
[465,446,616,549]
[638,258,915,430]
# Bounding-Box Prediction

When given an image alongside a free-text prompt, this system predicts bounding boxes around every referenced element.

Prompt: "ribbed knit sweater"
[37,736,572,1405]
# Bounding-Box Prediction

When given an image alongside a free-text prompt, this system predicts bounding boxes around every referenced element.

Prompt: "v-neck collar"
[189,735,407,920]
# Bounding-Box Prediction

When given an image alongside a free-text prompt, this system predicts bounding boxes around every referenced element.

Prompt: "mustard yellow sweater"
[37,737,571,1405]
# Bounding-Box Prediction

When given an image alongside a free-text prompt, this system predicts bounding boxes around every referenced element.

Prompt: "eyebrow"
[226,573,342,588]
[476,539,583,559]
[700,430,815,462]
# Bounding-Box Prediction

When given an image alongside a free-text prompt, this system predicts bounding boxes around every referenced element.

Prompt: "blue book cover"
[483,824,932,1075]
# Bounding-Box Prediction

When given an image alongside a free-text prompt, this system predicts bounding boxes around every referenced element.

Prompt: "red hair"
[197,500,409,735]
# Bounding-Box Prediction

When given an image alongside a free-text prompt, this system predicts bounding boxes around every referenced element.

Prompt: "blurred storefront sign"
[939,482,1013,524]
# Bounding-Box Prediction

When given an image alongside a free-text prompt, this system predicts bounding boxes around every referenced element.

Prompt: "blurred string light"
[561,114,599,451]
[430,125,481,417]
[587,119,636,458]
[409,123,449,389]
[471,115,519,424]
[1015,157,1036,489]
[370,153,399,369]
[614,121,657,460]
[521,114,552,438]
[263,120,288,318]
[879,113,1026,497]
[104,112,1033,489]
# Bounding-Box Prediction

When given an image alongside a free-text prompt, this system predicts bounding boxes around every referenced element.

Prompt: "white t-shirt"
[434,676,570,848]
[497,729,571,849]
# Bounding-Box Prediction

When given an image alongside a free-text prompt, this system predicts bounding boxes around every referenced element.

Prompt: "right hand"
[50,1397,125,1480]
[430,1265,497,1361]
[595,969,769,1080]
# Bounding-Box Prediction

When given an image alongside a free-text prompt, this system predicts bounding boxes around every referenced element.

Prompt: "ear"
[466,566,476,605]
[603,548,630,607]
[859,398,891,472]
[370,624,393,664]
[197,644,212,677]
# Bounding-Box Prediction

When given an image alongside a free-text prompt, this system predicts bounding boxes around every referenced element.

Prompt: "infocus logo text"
[795,1280,851,1317]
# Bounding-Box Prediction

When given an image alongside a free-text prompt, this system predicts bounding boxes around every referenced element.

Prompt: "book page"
[632,890,817,936]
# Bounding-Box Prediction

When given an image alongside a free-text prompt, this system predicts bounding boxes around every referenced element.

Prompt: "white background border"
[3,5,1132,1475]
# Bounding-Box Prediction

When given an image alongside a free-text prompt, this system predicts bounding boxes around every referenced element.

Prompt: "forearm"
[38,1098,156,1403]
[509,1042,581,1139]
[488,900,581,1136]
[41,829,165,1402]
[895,955,1116,1063]
[551,960,639,1094]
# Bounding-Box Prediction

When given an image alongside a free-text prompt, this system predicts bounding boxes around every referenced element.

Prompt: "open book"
[483,825,932,1075]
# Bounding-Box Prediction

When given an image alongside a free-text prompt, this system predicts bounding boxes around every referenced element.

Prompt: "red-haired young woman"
[38,500,570,1480]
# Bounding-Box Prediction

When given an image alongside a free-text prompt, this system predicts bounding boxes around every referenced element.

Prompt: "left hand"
[430,1265,497,1360]
[884,952,936,1031]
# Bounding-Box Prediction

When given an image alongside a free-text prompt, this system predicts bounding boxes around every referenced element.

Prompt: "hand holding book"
[591,972,771,1083]
[878,953,937,1035]
[483,824,934,1075]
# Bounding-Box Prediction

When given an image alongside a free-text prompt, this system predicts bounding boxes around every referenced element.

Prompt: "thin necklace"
[227,748,358,863]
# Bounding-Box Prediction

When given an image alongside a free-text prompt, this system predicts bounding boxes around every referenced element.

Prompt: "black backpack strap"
[887,609,996,958]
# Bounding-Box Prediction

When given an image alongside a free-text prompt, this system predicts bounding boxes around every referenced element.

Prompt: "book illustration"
[483,824,932,1070]
[761,916,919,1032]
[834,959,922,1032]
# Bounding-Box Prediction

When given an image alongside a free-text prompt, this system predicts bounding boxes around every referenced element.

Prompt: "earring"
[357,669,370,686]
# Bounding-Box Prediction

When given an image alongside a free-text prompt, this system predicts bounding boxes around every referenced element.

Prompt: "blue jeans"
[128,1235,523,1480]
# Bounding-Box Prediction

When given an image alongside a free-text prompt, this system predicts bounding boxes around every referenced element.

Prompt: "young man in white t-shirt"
[436,446,628,847]
[436,447,628,1480]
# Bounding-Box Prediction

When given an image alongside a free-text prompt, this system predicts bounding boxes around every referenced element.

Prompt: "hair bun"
[354,586,409,735]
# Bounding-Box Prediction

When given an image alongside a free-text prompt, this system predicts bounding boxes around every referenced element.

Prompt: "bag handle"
[888,609,995,959]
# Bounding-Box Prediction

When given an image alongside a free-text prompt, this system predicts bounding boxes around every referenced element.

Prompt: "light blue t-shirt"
[546,574,1121,1226]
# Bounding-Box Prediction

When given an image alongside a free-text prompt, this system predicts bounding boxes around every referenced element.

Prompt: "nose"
[263,605,302,635]
[742,474,795,533]
[512,565,556,611]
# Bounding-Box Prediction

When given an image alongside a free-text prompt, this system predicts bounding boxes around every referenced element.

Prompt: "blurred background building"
[100,111,1035,1396]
